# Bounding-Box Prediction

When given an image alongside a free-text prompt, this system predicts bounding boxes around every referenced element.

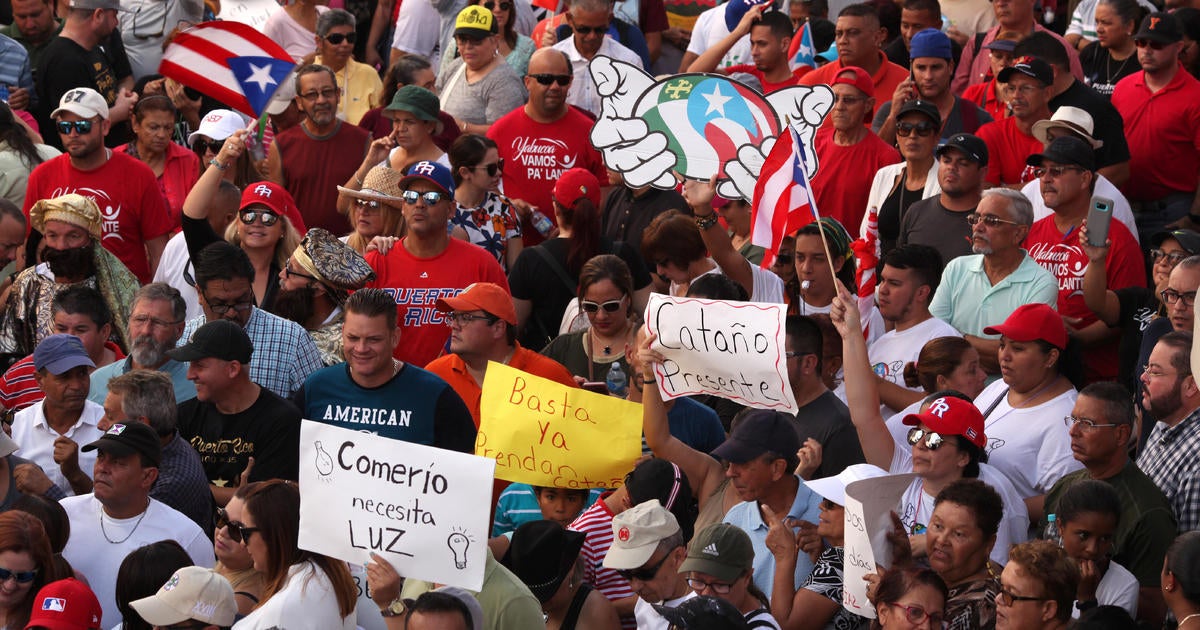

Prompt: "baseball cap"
[1151,230,1200,255]
[831,66,874,97]
[553,168,602,208]
[654,596,750,630]
[399,160,455,197]
[983,303,1068,350]
[187,109,249,147]
[33,334,96,375]
[26,578,102,630]
[803,464,889,507]
[896,99,942,128]
[936,133,988,166]
[677,523,753,582]
[983,38,1017,53]
[997,56,1053,86]
[266,71,299,116]
[129,567,237,627]
[455,5,497,39]
[724,0,770,32]
[712,409,801,464]
[1031,106,1103,149]
[385,85,440,122]
[67,0,120,9]
[901,396,987,449]
[603,500,681,570]
[82,421,162,467]
[239,181,307,234]
[1135,12,1183,44]
[910,28,952,60]
[50,87,109,121]
[435,282,517,325]
[1026,135,1096,172]
[167,320,255,364]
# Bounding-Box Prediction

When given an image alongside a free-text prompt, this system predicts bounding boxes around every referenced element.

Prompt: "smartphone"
[1086,196,1114,247]
[582,381,608,394]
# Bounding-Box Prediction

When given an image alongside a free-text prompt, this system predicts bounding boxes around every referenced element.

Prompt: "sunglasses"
[401,190,448,205]
[197,139,224,154]
[354,199,382,210]
[1151,248,1190,265]
[616,549,675,581]
[240,210,280,227]
[1032,165,1084,178]
[581,297,625,314]
[56,120,94,135]
[284,263,316,281]
[529,73,572,86]
[471,159,504,176]
[1135,39,1167,50]
[216,508,261,544]
[482,1,512,10]
[325,32,357,44]
[572,24,608,35]
[0,566,37,584]
[907,427,946,450]
[896,121,937,137]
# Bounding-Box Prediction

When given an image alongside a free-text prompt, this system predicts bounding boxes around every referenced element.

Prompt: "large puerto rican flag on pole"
[749,124,819,268]
[159,21,295,118]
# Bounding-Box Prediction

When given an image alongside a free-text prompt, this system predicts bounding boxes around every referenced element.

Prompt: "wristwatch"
[379,598,406,617]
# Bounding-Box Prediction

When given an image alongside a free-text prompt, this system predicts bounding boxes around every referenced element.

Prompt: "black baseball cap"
[1135,12,1183,44]
[997,56,1054,86]
[166,320,253,364]
[1151,229,1200,255]
[1026,135,1095,172]
[711,410,801,464]
[896,99,942,128]
[936,133,989,166]
[83,421,162,467]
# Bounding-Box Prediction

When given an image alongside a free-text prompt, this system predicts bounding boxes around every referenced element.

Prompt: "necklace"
[1104,49,1134,86]
[1180,613,1200,627]
[100,503,149,544]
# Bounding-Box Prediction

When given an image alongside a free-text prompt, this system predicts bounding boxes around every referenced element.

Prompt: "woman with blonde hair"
[336,165,407,254]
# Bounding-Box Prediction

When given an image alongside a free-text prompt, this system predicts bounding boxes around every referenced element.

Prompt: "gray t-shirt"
[436,57,529,125]
[898,196,975,265]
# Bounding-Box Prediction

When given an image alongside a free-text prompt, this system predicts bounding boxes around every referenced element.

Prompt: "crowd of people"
[0,0,1195,626]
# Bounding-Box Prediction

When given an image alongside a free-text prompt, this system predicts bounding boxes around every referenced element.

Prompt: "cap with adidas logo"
[678,522,754,582]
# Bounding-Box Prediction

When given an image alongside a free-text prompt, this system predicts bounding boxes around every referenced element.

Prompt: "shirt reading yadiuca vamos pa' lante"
[294,362,477,454]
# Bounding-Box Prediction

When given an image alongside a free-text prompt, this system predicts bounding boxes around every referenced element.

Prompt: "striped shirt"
[569,493,636,629]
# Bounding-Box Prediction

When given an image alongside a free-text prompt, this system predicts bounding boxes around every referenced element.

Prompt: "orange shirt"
[425,343,579,427]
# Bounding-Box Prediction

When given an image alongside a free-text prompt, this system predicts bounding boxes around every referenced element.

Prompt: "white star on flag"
[245,63,278,92]
[703,83,732,116]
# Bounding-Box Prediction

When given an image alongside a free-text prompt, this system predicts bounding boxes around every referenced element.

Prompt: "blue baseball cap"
[910,28,952,60]
[400,160,455,198]
[33,334,95,375]
[724,0,770,32]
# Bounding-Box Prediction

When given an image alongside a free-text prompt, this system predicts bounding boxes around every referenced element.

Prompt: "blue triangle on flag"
[227,56,296,117]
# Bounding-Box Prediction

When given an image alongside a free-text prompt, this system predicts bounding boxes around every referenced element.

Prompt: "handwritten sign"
[645,294,797,413]
[217,0,281,30]
[841,473,917,618]
[477,362,642,488]
[298,421,495,591]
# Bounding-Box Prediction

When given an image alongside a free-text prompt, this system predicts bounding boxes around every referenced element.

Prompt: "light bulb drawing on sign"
[447,530,471,570]
[314,441,334,477]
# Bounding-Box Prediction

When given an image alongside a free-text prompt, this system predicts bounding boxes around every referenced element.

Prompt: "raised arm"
[829,285,897,468]
[681,175,755,298]
[1079,222,1121,327]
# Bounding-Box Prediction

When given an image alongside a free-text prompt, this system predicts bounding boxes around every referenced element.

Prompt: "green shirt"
[0,20,62,71]
[401,548,544,629]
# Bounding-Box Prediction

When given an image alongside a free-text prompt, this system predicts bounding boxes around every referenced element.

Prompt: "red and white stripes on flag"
[159,21,292,118]
[750,125,820,268]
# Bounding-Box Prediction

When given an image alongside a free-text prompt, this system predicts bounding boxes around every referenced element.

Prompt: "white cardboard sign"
[298,420,496,591]
[841,473,917,618]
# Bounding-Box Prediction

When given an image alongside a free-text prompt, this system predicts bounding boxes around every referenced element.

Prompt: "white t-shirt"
[392,0,442,67]
[670,259,787,304]
[153,231,202,322]
[886,399,923,452]
[1072,560,1139,618]
[972,379,1083,498]
[554,36,643,117]
[61,495,215,626]
[11,400,105,496]
[634,591,697,630]
[868,317,962,416]
[233,561,356,630]
[685,5,751,69]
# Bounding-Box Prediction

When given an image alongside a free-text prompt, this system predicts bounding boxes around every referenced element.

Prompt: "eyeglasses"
[886,603,944,627]
[966,212,1021,227]
[896,121,937,137]
[907,427,946,450]
[401,190,448,205]
[1135,39,1167,50]
[685,577,735,594]
[1064,415,1120,430]
[529,73,572,86]
[284,263,317,281]
[196,139,223,154]
[832,95,866,105]
[1032,165,1084,179]
[324,31,356,44]
[240,210,280,227]
[572,24,609,35]
[1161,289,1198,308]
[471,159,504,176]
[483,1,512,10]
[0,566,37,584]
[1151,248,1191,265]
[129,314,181,329]
[298,88,338,102]
[1002,83,1042,96]
[202,292,255,315]
[616,549,675,581]
[581,297,625,314]
[354,199,382,210]
[56,120,94,135]
[215,506,231,531]
[995,587,1047,607]
[445,312,496,326]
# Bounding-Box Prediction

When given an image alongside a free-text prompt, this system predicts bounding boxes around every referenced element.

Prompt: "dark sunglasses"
[896,121,937,137]
[572,24,608,35]
[529,73,571,86]
[240,210,280,227]
[581,297,625,314]
[0,566,37,584]
[471,159,504,176]
[907,427,946,450]
[1135,39,1166,50]
[197,139,224,154]
[615,548,675,581]
[483,1,512,10]
[216,509,261,544]
[401,190,448,205]
[56,120,94,135]
[325,32,357,44]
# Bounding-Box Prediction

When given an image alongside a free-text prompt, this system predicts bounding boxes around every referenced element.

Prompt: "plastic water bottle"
[606,362,628,398]
[530,208,555,236]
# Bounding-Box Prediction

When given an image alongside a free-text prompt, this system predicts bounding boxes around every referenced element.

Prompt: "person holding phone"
[1023,135,1144,383]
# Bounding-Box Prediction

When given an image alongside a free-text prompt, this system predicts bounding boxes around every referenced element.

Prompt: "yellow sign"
[477,362,642,489]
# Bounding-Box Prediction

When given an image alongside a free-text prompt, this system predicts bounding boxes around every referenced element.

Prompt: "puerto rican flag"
[159,22,295,118]
[789,21,817,72]
[850,206,881,337]
[750,124,819,268]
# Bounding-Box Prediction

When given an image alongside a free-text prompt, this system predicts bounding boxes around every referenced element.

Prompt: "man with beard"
[24,88,171,283]
[266,64,370,235]
[274,228,375,366]
[87,283,196,405]
[1135,331,1200,532]
[0,193,137,369]
[866,245,960,416]
[898,133,989,263]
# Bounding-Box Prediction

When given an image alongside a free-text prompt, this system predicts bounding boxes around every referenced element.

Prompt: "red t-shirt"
[1025,215,1145,382]
[115,141,200,227]
[724,64,808,93]
[961,78,1009,122]
[1111,67,1200,201]
[488,106,607,245]
[23,152,174,284]
[365,238,510,367]
[798,53,910,121]
[975,116,1043,187]
[810,126,901,237]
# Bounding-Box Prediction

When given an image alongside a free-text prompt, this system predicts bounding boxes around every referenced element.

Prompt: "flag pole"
[815,220,842,293]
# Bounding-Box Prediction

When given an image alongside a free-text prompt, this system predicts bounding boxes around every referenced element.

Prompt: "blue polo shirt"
[722,475,822,599]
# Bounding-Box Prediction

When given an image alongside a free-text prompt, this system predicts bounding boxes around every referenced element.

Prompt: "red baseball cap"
[983,303,1067,350]
[832,66,874,98]
[902,396,986,449]
[435,282,517,325]
[239,182,308,234]
[553,168,601,208]
[26,578,102,630]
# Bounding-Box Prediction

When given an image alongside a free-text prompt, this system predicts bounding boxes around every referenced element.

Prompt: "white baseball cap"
[187,109,250,147]
[803,464,889,507]
[51,87,109,121]
[602,500,681,570]
[130,567,237,626]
